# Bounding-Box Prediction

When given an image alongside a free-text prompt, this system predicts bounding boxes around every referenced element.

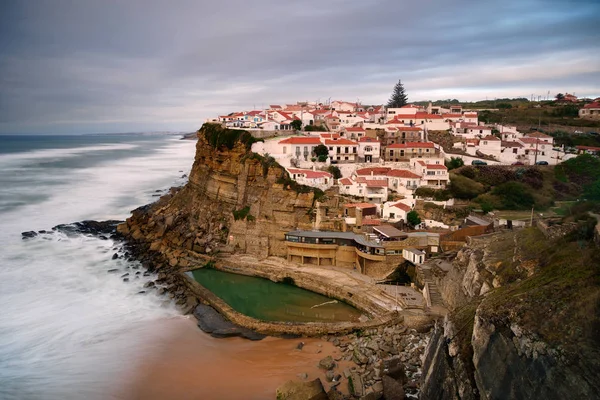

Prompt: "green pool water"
[188,268,364,323]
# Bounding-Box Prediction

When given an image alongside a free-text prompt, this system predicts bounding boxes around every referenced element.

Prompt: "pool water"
[188,268,364,323]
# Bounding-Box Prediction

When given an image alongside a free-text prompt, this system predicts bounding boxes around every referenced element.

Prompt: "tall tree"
[387,80,408,108]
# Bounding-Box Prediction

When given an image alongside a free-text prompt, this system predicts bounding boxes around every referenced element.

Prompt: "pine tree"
[387,79,408,108]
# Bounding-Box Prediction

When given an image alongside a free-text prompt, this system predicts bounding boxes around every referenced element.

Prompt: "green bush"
[445,157,464,170]
[201,123,262,150]
[232,206,251,220]
[407,210,421,227]
[491,182,535,210]
[448,174,486,200]
[328,165,342,179]
[317,154,328,162]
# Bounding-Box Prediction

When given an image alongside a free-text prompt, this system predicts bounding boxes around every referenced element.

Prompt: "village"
[203,97,600,285]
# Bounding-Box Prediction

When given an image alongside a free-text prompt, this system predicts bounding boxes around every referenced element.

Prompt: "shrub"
[459,166,477,179]
[201,123,262,150]
[328,165,342,179]
[472,166,516,186]
[491,182,535,210]
[445,157,464,170]
[317,154,328,162]
[314,144,329,157]
[448,174,486,200]
[232,206,251,220]
[520,168,544,189]
[407,210,421,227]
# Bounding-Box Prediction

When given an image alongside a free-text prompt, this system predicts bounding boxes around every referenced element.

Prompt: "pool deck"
[213,255,431,316]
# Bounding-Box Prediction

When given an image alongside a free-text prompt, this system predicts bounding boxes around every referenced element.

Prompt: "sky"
[1,0,599,134]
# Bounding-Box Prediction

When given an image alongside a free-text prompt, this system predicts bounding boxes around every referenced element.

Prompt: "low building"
[403,248,425,265]
[384,142,439,162]
[357,137,381,163]
[325,138,358,163]
[576,145,600,156]
[287,168,333,190]
[284,228,439,278]
[382,201,412,223]
[579,102,600,119]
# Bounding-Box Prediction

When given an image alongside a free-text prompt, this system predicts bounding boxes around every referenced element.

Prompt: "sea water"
[0,134,197,399]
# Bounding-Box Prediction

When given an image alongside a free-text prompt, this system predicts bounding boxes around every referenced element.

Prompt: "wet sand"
[120,317,353,400]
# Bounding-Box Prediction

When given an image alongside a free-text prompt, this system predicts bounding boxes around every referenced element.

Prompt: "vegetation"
[387,79,408,108]
[276,174,325,202]
[407,210,421,227]
[314,144,329,158]
[317,154,328,162]
[328,165,342,180]
[290,119,302,130]
[232,206,251,221]
[200,123,262,150]
[304,124,328,132]
[446,157,465,170]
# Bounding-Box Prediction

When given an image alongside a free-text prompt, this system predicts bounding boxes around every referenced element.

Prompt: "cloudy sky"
[1,0,599,134]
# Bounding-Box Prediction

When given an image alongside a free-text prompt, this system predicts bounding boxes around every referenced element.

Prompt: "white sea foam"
[0,136,197,399]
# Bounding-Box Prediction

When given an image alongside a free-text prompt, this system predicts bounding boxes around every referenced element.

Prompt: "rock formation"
[420,227,600,399]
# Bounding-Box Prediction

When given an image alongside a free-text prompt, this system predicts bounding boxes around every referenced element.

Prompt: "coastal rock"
[348,373,364,397]
[276,379,328,400]
[318,356,336,371]
[382,375,404,400]
[21,231,38,239]
[193,304,265,341]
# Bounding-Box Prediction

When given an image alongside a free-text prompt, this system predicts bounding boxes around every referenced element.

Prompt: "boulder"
[349,373,364,397]
[318,356,336,370]
[381,376,404,400]
[353,348,369,365]
[276,379,328,400]
[21,231,38,239]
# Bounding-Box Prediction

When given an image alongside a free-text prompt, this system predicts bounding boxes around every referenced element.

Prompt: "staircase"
[420,266,443,307]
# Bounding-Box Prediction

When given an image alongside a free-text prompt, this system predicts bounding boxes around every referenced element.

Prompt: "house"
[579,102,600,119]
[343,126,366,140]
[478,135,502,157]
[386,169,422,193]
[382,201,412,222]
[386,104,422,120]
[357,137,381,163]
[287,168,333,189]
[337,112,366,128]
[576,145,600,156]
[354,167,391,180]
[258,120,280,130]
[384,142,439,162]
[403,248,425,265]
[278,137,323,161]
[412,161,449,188]
[355,177,389,203]
[325,138,359,163]
[500,141,528,164]
[325,115,341,131]
[331,101,358,112]
[382,126,424,146]
[463,112,478,124]
[343,203,378,218]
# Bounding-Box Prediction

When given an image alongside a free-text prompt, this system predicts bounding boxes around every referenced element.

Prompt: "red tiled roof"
[288,168,332,179]
[387,142,435,149]
[426,164,447,170]
[481,135,500,141]
[387,169,421,178]
[270,105,282,109]
[356,167,391,176]
[365,179,388,188]
[576,145,600,151]
[320,133,340,139]
[519,138,545,144]
[344,202,377,209]
[414,112,443,119]
[396,126,423,131]
[583,102,600,109]
[339,178,353,185]
[501,141,523,148]
[442,114,463,118]
[324,138,357,145]
[345,127,365,132]
[391,202,412,212]
[279,137,322,145]
[361,218,381,226]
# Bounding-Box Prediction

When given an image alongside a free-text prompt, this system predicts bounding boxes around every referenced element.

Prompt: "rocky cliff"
[421,226,600,399]
[118,124,341,271]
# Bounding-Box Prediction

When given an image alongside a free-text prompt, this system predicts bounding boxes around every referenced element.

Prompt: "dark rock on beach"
[21,231,38,239]
[53,220,123,237]
[193,304,265,341]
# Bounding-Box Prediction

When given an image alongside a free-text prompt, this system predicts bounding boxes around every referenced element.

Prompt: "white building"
[357,137,381,163]
[403,248,425,265]
[287,168,333,190]
[382,201,413,223]
[325,138,359,163]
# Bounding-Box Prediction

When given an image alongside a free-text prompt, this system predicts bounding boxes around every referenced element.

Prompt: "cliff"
[421,226,600,399]
[118,124,340,270]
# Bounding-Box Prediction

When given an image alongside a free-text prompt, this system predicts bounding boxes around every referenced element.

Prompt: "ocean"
[0,133,197,399]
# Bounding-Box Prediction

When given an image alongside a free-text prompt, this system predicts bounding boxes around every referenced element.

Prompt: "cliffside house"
[287,168,333,189]
[283,228,439,278]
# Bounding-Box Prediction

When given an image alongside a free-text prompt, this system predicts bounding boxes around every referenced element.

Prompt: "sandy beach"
[120,318,351,400]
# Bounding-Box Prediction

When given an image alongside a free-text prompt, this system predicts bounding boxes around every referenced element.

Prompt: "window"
[345,156,348,160]
[329,147,333,151]
[345,147,349,153]
[513,148,518,154]
[400,150,405,157]
[483,141,487,145]
[283,146,287,154]
[364,146,372,152]
[390,150,394,156]
[389,212,395,218]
